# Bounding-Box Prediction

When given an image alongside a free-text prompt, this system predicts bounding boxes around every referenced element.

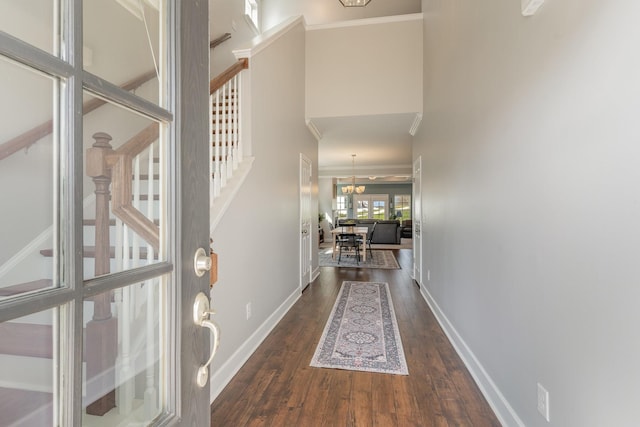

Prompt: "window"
[244,0,260,34]
[354,195,388,219]
[372,199,386,219]
[393,194,412,222]
[355,199,369,219]
[335,196,348,220]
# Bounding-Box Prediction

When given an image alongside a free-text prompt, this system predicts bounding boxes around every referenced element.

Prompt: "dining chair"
[357,222,376,258]
[336,233,360,264]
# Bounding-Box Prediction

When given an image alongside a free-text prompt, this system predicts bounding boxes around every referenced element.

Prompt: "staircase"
[209,58,254,231]
[0,57,253,425]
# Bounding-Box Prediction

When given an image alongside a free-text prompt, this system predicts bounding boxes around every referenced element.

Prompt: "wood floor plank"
[350,373,373,426]
[210,248,500,426]
[371,374,397,425]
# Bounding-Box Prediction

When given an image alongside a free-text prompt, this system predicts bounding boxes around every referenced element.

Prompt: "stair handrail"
[87,125,160,252]
[0,70,157,162]
[210,32,231,50]
[1,37,234,162]
[85,58,249,255]
[210,58,249,94]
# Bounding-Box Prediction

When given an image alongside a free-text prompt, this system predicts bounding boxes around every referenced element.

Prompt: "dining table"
[330,226,369,262]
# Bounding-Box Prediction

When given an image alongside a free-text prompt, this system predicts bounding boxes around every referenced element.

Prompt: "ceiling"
[312,113,418,184]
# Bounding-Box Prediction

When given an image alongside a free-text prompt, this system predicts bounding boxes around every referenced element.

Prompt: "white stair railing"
[210,58,248,203]
[110,138,161,416]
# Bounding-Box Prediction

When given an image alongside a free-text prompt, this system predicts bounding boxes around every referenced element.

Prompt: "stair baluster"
[210,58,248,206]
[144,138,158,417]
[85,132,118,416]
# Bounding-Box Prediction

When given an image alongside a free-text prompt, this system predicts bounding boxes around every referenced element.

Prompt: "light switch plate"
[522,0,545,16]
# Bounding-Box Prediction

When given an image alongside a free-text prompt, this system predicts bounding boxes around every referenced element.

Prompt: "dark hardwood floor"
[210,249,500,426]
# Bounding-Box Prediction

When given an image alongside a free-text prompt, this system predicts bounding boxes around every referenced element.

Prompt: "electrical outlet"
[537,383,550,422]
[246,302,252,320]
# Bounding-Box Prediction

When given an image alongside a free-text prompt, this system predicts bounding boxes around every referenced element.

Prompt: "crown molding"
[234,16,305,59]
[305,119,322,141]
[306,13,422,31]
[409,113,422,136]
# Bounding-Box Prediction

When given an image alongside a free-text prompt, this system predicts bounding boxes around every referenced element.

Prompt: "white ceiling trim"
[306,119,322,141]
[233,15,305,59]
[306,12,423,31]
[409,113,422,136]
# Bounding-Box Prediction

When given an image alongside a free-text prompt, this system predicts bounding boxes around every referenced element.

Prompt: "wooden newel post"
[85,132,118,415]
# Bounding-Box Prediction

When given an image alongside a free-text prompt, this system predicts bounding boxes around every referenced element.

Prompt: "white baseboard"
[420,286,525,427]
[209,287,301,402]
[311,266,320,283]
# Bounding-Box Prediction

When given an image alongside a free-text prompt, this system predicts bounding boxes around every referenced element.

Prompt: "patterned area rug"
[310,281,408,375]
[318,248,400,269]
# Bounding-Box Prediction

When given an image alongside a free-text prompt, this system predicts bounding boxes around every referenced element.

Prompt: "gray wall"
[209,19,319,391]
[306,17,422,119]
[415,0,640,425]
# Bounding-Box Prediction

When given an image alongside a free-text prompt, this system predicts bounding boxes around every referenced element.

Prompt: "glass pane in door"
[82,277,166,424]
[83,0,167,107]
[83,94,167,280]
[0,308,56,426]
[393,194,411,223]
[0,56,58,299]
[0,2,57,55]
[356,200,369,219]
[372,200,386,219]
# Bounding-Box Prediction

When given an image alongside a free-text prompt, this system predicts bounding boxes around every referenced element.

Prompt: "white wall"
[209,19,319,395]
[306,15,423,119]
[415,0,640,425]
[263,0,421,29]
[209,0,262,75]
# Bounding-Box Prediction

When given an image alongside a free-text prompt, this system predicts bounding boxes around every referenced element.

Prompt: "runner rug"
[310,281,408,375]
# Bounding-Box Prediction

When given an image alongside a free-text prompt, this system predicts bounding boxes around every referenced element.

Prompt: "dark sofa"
[401,219,412,238]
[337,219,402,244]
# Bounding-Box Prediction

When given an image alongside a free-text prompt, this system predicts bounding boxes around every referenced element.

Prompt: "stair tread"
[0,323,53,358]
[108,194,160,201]
[136,174,160,180]
[0,387,52,426]
[0,279,53,297]
[83,219,117,226]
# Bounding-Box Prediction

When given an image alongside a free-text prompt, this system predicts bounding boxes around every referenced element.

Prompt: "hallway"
[210,250,500,426]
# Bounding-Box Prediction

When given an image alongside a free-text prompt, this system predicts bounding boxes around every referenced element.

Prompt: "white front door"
[413,157,423,285]
[300,154,312,288]
[0,1,211,424]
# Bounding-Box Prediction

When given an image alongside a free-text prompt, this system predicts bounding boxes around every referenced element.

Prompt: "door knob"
[194,247,211,277]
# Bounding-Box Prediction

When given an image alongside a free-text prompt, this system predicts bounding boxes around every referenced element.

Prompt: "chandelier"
[339,0,371,7]
[342,154,366,194]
